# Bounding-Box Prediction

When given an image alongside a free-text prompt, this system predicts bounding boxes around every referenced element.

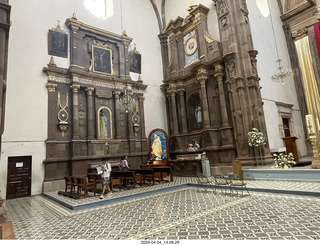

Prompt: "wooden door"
[6,156,32,199]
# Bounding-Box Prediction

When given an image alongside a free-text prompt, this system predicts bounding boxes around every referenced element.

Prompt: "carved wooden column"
[166,93,173,134]
[169,89,179,134]
[86,87,95,140]
[197,69,210,128]
[46,83,58,140]
[178,88,188,133]
[138,95,146,138]
[72,84,80,140]
[128,91,135,139]
[114,91,122,139]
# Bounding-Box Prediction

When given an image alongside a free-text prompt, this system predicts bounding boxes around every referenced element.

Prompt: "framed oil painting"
[48,29,68,58]
[129,51,141,74]
[92,45,113,75]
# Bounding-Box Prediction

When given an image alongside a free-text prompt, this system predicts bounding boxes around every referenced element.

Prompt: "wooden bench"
[152,167,173,182]
[77,176,96,197]
[112,171,143,189]
[131,168,155,185]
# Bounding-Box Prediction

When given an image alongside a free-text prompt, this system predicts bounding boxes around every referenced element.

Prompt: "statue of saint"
[100,109,108,138]
[151,134,162,160]
[195,103,202,126]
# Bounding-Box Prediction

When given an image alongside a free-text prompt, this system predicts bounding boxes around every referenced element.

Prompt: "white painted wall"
[248,0,307,156]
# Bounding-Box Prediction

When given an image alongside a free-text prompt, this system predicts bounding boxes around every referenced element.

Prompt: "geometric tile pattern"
[4,185,320,240]
[41,176,320,208]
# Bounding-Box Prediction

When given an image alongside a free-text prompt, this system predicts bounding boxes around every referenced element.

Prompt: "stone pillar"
[72,84,80,139]
[214,65,229,127]
[213,0,271,162]
[178,88,188,133]
[86,87,95,140]
[169,89,179,134]
[114,91,122,139]
[283,24,308,134]
[138,95,146,138]
[158,33,169,79]
[197,69,210,128]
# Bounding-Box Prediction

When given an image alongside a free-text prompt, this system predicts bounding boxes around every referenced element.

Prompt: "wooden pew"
[112,171,142,189]
[130,168,155,185]
[152,167,173,182]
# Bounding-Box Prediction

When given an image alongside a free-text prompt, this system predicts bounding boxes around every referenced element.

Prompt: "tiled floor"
[3,176,320,240]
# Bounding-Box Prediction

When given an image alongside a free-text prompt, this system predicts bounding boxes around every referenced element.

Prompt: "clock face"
[184,37,197,56]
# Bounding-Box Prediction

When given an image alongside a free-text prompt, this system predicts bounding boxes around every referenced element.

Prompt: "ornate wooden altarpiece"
[161,3,273,175]
[42,14,147,183]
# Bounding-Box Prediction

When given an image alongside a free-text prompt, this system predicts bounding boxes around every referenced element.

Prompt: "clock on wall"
[184,36,198,56]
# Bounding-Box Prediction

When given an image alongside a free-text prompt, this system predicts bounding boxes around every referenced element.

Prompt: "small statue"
[187,139,201,152]
[187,143,195,152]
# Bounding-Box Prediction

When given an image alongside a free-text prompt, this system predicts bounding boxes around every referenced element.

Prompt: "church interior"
[1,0,320,240]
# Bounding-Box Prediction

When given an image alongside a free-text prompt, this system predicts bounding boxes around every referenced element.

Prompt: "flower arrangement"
[248,128,266,147]
[273,153,296,169]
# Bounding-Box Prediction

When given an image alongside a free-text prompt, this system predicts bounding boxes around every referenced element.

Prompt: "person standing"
[119,156,129,171]
[99,157,112,199]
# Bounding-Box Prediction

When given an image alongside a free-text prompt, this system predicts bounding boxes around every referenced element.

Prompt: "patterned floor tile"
[3,176,320,240]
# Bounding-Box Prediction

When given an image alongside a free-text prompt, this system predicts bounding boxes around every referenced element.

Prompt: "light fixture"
[267,0,293,84]
[117,86,136,113]
[271,59,293,84]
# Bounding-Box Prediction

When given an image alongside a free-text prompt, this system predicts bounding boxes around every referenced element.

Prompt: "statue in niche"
[195,102,202,126]
[152,134,162,160]
[99,107,112,139]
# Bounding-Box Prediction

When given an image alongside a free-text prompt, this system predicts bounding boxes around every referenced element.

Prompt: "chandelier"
[271,59,293,84]
[117,88,136,113]
[267,0,293,84]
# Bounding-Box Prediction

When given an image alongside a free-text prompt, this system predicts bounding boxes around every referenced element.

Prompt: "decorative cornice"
[292,27,308,38]
[46,83,58,92]
[65,14,133,44]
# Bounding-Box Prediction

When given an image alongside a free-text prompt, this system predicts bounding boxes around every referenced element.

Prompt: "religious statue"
[195,102,202,126]
[151,134,162,160]
[100,109,108,138]
[187,139,201,152]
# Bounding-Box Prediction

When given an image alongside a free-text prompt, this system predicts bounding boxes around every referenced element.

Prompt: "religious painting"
[129,51,141,74]
[184,31,199,66]
[188,94,202,130]
[48,29,68,58]
[98,107,112,139]
[92,45,113,74]
[148,129,168,161]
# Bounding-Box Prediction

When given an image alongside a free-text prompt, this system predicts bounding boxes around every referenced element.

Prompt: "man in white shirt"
[99,158,112,199]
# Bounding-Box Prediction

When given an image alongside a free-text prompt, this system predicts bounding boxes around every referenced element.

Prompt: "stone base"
[43,180,65,193]
[210,166,233,175]
[311,161,320,169]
